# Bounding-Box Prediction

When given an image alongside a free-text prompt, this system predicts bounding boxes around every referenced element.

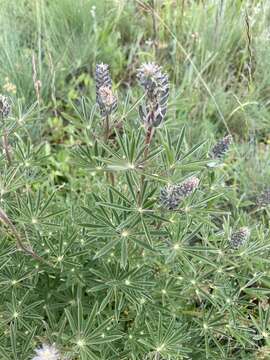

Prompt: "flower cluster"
[229,227,250,249]
[160,176,199,210]
[160,184,183,210]
[0,94,11,119]
[257,188,270,207]
[211,135,232,159]
[95,63,117,117]
[32,344,60,360]
[137,62,169,127]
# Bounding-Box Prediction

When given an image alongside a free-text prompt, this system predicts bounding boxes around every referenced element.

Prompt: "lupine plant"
[1,62,270,360]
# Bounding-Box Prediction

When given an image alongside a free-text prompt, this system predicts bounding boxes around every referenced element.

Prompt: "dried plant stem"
[0,207,50,266]
[3,128,11,166]
[32,52,42,106]
[245,9,253,87]
[150,0,158,56]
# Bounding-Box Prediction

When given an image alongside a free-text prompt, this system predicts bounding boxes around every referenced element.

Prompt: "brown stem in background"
[150,0,158,56]
[245,9,253,88]
[32,52,42,106]
[0,207,50,266]
[3,128,11,166]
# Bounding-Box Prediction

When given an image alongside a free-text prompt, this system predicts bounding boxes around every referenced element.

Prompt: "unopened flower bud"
[137,62,169,127]
[160,176,199,210]
[160,184,182,210]
[211,135,232,159]
[230,227,250,249]
[257,189,270,207]
[0,94,11,119]
[95,63,117,117]
[177,176,200,199]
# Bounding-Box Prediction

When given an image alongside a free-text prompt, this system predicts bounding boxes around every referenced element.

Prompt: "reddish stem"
[144,126,154,159]
[0,207,50,266]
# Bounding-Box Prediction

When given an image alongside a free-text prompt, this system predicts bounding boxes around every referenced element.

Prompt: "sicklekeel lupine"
[32,343,60,360]
[0,94,12,165]
[208,135,232,168]
[95,63,117,117]
[137,62,169,127]
[160,176,200,210]
[257,189,270,207]
[211,135,232,159]
[0,94,11,118]
[160,184,183,210]
[229,227,250,249]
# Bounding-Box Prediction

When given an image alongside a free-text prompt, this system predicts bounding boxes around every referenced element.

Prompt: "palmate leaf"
[10,190,68,227]
[80,184,164,260]
[0,31,267,360]
[0,345,10,360]
[0,324,37,360]
[0,167,29,195]
[94,237,121,259]
[139,314,191,358]
[13,136,49,166]
[65,96,97,130]
[71,139,106,169]
[87,263,153,311]
[65,297,122,360]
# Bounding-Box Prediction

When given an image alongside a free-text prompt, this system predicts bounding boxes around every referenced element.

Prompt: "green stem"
[104,114,110,143]
[139,126,155,205]
[3,128,11,166]
[104,114,115,186]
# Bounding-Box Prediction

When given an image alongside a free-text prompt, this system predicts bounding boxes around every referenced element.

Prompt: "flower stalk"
[96,63,117,185]
[0,95,12,165]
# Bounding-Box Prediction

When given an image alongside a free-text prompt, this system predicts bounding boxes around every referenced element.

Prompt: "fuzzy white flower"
[32,344,60,360]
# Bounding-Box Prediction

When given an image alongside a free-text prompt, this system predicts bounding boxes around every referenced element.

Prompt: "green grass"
[1,1,270,359]
[0,0,269,140]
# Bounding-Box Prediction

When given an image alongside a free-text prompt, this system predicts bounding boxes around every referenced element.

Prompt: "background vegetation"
[1,0,270,359]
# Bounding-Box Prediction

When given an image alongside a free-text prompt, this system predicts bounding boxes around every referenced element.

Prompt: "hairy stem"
[139,126,155,205]
[144,126,154,159]
[104,114,115,185]
[104,114,110,143]
[3,128,11,166]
